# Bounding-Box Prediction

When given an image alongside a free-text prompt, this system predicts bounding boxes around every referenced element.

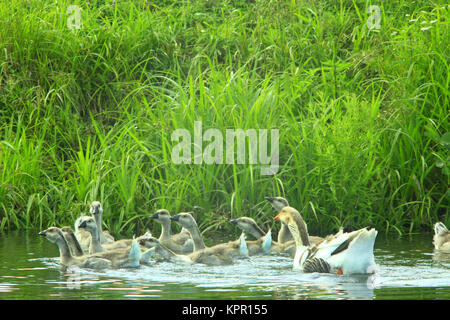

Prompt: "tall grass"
[0,0,448,238]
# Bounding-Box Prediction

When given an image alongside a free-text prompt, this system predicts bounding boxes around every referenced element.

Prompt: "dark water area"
[0,231,449,300]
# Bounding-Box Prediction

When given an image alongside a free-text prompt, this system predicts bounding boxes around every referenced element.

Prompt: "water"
[1,231,450,300]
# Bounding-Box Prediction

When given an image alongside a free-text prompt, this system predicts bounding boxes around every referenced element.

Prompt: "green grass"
[0,0,448,238]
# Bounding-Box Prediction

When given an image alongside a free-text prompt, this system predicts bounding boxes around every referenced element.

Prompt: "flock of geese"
[39,197,450,276]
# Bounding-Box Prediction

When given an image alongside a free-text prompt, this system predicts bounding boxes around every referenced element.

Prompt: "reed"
[0,0,448,238]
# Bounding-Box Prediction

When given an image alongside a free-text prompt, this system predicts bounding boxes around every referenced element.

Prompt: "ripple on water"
[2,232,450,299]
[0,282,18,293]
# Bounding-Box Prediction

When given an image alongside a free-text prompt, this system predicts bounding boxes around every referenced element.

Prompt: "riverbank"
[0,0,448,236]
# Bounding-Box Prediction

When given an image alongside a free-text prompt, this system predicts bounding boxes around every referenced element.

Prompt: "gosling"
[150,209,194,254]
[39,227,141,270]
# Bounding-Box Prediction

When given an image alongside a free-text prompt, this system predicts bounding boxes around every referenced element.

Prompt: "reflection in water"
[0,231,450,299]
[433,250,450,264]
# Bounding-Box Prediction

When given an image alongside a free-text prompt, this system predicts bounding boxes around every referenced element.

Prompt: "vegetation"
[0,0,448,238]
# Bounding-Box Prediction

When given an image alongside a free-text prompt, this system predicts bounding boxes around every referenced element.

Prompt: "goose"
[77,217,150,254]
[150,209,194,254]
[274,206,378,275]
[73,201,114,253]
[61,226,84,257]
[74,215,92,253]
[137,233,249,266]
[90,201,115,244]
[265,196,324,244]
[38,227,141,270]
[433,222,450,252]
[170,212,271,257]
[169,212,206,251]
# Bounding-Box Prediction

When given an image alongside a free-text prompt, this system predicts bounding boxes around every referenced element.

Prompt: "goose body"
[274,206,378,275]
[166,212,254,264]
[150,209,194,254]
[77,217,153,254]
[39,227,141,270]
[138,235,249,266]
[433,222,450,252]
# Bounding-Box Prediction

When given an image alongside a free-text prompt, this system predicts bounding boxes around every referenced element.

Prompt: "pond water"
[0,230,449,300]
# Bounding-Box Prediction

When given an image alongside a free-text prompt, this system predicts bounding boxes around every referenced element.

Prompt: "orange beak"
[337,268,343,275]
[274,212,282,221]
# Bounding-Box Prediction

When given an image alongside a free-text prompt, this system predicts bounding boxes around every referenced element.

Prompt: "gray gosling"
[77,217,151,254]
[150,209,194,254]
[138,235,249,266]
[39,227,141,270]
[168,213,252,264]
[90,201,115,244]
[74,201,114,253]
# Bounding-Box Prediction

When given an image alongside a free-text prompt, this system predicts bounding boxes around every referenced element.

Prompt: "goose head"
[90,201,103,216]
[77,217,98,233]
[230,217,265,239]
[39,227,66,244]
[150,209,171,223]
[274,206,310,247]
[170,212,197,229]
[265,196,289,212]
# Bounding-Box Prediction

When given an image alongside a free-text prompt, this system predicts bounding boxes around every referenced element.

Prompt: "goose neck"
[94,214,103,233]
[88,227,105,253]
[287,213,311,247]
[159,219,172,240]
[56,236,73,261]
[186,225,206,251]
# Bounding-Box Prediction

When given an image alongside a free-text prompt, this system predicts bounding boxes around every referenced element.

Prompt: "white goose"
[274,206,378,275]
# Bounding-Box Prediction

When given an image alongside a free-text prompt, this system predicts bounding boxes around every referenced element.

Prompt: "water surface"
[0,231,449,300]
